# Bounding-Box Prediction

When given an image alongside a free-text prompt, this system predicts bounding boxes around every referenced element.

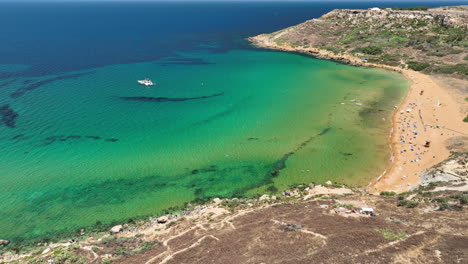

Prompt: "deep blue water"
[0,1,466,77]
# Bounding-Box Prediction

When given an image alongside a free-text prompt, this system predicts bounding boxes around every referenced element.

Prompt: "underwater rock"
[120,92,223,102]
[43,135,117,145]
[11,72,90,98]
[0,104,19,128]
[0,79,15,88]
[11,134,26,140]
[157,57,215,66]
[85,136,101,140]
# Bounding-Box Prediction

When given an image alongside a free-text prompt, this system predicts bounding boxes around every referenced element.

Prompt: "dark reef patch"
[85,136,101,140]
[157,57,215,66]
[120,93,223,103]
[0,104,19,128]
[0,79,16,88]
[10,72,91,98]
[11,134,27,140]
[42,135,118,146]
[242,127,332,193]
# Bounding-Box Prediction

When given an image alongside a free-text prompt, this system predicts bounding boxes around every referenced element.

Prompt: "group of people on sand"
[396,102,429,165]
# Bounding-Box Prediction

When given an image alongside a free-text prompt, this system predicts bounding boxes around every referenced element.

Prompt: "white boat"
[137,79,154,86]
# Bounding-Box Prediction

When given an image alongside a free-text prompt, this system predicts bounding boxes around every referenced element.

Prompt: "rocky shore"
[2,182,467,263]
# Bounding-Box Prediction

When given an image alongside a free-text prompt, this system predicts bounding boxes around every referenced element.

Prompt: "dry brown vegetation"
[255,6,467,79]
[5,184,467,264]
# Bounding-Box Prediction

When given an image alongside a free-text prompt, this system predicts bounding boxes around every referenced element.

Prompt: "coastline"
[248,35,467,193]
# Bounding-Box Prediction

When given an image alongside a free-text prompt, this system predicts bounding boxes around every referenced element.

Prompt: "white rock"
[157,216,168,224]
[325,180,333,185]
[213,198,222,205]
[0,239,9,246]
[110,225,123,235]
[259,194,270,201]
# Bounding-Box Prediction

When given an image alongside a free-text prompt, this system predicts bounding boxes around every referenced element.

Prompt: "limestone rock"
[157,216,168,224]
[213,197,222,205]
[110,225,123,235]
[0,239,9,246]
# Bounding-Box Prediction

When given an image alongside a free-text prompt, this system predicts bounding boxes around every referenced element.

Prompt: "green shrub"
[407,61,430,71]
[333,203,354,209]
[373,228,407,240]
[432,197,447,203]
[406,202,419,208]
[439,202,450,211]
[460,196,468,204]
[397,200,408,207]
[446,28,466,43]
[360,45,383,55]
[166,221,177,229]
[380,191,397,196]
[434,63,468,75]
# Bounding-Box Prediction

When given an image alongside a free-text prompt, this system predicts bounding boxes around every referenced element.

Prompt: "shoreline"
[248,35,467,193]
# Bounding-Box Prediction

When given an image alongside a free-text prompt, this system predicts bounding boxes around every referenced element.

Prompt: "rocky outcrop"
[110,225,123,235]
[0,239,10,246]
[156,216,168,224]
[418,151,467,189]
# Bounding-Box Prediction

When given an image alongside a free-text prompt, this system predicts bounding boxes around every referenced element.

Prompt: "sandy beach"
[249,36,468,193]
[369,70,467,193]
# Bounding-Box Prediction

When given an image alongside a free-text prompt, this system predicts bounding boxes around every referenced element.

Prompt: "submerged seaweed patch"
[11,72,91,98]
[120,93,224,103]
[0,104,19,128]
[229,127,333,196]
[157,57,215,66]
[42,135,118,145]
[0,79,16,88]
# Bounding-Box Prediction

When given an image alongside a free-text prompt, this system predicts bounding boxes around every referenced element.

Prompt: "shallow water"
[0,0,436,242]
[0,49,407,240]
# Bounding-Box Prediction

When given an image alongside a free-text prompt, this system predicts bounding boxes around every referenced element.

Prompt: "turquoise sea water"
[0,50,407,241]
[0,1,435,243]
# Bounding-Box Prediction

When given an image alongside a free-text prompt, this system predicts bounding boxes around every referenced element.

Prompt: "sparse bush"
[460,196,468,204]
[406,202,419,208]
[434,63,468,75]
[360,45,383,55]
[407,61,430,71]
[397,200,408,207]
[432,197,447,203]
[374,228,407,240]
[333,203,354,209]
[166,221,177,229]
[439,202,450,211]
[380,191,397,196]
